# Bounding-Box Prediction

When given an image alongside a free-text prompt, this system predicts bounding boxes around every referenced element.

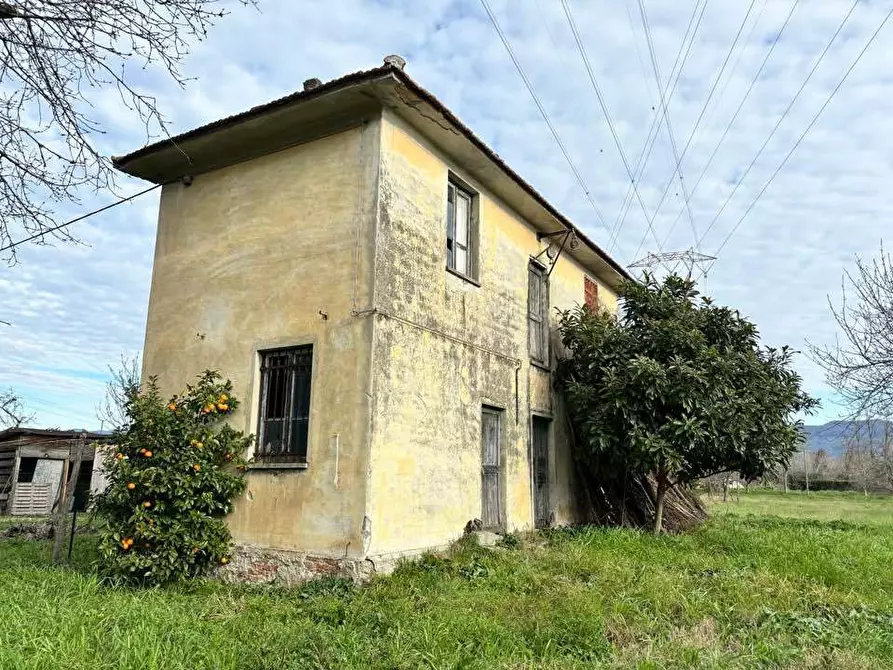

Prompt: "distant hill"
[802,420,893,458]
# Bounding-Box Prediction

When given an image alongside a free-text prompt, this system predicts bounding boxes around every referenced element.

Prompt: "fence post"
[52,433,86,563]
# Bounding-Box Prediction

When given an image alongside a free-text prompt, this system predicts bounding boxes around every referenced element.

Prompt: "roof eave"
[112,64,632,286]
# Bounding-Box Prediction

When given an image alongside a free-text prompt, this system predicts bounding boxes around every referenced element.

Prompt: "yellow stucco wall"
[366,110,618,554]
[141,121,380,557]
[140,104,621,562]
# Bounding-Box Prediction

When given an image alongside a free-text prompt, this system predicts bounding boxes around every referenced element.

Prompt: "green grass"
[710,488,893,525]
[1,491,892,669]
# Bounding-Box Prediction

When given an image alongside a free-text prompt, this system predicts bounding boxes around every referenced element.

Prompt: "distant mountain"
[802,420,893,458]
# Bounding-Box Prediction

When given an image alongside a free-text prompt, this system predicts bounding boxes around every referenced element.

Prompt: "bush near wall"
[93,371,251,586]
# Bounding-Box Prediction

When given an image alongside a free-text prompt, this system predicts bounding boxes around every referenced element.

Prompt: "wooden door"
[531,416,551,528]
[481,408,502,529]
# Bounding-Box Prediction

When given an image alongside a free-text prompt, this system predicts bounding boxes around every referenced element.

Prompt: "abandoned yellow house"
[114,56,631,583]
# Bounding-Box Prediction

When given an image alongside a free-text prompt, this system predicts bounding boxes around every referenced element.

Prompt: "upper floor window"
[528,262,549,366]
[257,345,313,463]
[584,276,599,311]
[446,177,477,280]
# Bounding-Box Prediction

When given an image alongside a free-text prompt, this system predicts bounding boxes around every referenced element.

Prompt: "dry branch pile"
[576,470,708,533]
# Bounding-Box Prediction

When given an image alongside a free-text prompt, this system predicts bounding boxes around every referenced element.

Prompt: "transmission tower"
[628,248,716,280]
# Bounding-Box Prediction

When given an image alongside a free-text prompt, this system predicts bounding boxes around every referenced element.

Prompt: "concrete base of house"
[218,542,452,587]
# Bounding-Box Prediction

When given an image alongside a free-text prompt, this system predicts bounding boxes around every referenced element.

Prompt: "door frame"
[529,412,552,529]
[480,405,505,531]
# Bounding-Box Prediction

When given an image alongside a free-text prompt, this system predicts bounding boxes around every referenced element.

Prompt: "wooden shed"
[0,428,109,516]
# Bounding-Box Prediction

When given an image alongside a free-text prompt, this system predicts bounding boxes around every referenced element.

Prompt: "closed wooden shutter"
[528,264,548,364]
[481,408,502,529]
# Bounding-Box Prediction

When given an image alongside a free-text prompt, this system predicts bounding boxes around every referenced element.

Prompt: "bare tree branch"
[809,243,893,421]
[0,0,255,262]
[0,388,33,428]
[96,354,140,431]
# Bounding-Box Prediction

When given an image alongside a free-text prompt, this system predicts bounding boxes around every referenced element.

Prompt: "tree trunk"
[653,475,668,534]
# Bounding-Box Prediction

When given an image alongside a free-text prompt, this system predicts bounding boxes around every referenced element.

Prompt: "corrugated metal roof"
[0,427,109,442]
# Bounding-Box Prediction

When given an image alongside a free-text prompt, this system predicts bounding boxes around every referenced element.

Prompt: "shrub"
[94,371,251,586]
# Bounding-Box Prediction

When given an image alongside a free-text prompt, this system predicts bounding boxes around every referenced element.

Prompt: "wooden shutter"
[528,264,548,364]
[481,408,502,529]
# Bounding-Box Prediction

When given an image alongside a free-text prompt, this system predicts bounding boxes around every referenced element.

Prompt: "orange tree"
[94,371,251,585]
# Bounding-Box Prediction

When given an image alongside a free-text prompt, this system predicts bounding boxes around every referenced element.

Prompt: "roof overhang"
[0,427,109,442]
[114,65,632,288]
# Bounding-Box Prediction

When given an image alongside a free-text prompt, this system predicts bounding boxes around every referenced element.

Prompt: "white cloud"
[2,0,891,426]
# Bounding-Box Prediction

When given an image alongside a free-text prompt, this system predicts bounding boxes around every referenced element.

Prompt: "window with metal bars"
[256,346,313,463]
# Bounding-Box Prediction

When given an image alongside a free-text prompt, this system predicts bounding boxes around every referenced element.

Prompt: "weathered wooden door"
[481,408,502,529]
[531,416,551,528]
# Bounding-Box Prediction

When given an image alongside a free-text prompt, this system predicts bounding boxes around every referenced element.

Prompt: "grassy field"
[1,490,891,669]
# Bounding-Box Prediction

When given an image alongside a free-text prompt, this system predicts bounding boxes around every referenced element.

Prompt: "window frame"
[528,260,550,367]
[445,175,479,282]
[255,344,314,466]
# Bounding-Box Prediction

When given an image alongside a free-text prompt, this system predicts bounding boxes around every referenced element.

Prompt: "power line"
[715,0,768,105]
[636,0,699,248]
[608,0,708,253]
[629,0,758,263]
[699,4,893,278]
[660,0,799,250]
[693,0,859,251]
[478,0,610,231]
[0,184,161,254]
[560,0,662,250]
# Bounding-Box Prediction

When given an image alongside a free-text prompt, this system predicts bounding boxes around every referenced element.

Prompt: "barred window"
[256,346,313,463]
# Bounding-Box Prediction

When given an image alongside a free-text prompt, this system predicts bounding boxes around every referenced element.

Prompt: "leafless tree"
[811,448,830,477]
[0,388,32,428]
[873,419,893,491]
[811,246,893,420]
[0,0,254,261]
[96,355,140,431]
[843,433,878,497]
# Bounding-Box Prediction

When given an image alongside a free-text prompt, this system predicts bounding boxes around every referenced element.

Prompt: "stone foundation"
[219,544,376,586]
[219,542,453,586]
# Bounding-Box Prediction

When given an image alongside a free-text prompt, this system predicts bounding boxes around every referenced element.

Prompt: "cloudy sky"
[1,0,891,428]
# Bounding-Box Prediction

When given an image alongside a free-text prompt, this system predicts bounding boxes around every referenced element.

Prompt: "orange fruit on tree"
[127,482,135,490]
[193,464,201,472]
[168,402,177,411]
[143,501,152,508]
[144,450,153,457]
